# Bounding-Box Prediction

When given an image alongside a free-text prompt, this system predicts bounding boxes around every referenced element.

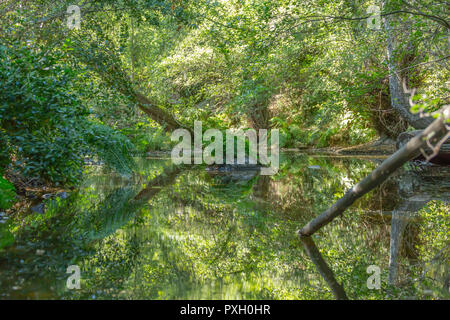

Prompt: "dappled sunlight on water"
[0,154,448,299]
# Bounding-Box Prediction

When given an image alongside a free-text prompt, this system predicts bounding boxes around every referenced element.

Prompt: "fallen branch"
[298,106,450,237]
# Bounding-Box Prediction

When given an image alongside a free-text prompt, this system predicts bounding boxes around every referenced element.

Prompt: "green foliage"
[415,201,449,259]
[121,125,172,153]
[0,0,449,302]
[0,221,14,250]
[85,123,136,176]
[0,37,136,184]
[4,156,447,299]
[0,41,85,183]
[0,176,16,210]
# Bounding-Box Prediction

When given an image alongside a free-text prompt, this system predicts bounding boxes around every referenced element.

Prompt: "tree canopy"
[0,0,448,184]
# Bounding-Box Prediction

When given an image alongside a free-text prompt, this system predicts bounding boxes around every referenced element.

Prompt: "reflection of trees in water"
[296,161,449,299]
[0,164,182,299]
[389,166,450,288]
[300,236,348,300]
[388,197,428,286]
[357,176,401,254]
[388,198,449,297]
[251,156,380,221]
[3,156,448,299]
[252,175,270,201]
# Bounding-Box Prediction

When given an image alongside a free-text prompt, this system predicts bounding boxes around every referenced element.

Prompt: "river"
[0,153,448,299]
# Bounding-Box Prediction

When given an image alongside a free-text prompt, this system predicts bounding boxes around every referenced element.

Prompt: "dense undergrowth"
[1,0,448,193]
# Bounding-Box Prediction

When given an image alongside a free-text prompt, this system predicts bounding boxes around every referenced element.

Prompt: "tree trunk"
[298,106,449,237]
[383,3,434,129]
[69,35,185,132]
[397,130,450,164]
[134,92,183,131]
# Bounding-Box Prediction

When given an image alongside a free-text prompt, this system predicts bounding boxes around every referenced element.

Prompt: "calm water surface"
[0,153,448,299]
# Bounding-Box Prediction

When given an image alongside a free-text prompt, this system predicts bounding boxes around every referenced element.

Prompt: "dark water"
[0,154,448,299]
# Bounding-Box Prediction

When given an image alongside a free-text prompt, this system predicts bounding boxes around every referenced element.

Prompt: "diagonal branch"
[297,105,450,237]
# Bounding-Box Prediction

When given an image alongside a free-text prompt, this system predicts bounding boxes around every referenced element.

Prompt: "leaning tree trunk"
[397,130,450,165]
[67,30,186,132]
[298,106,449,237]
[383,2,434,130]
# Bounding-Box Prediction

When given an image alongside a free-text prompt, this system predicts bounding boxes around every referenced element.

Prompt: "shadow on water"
[0,155,448,299]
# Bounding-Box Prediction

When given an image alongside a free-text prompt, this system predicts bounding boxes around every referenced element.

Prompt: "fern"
[85,123,137,176]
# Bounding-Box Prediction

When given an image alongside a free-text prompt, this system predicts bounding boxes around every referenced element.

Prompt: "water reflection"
[299,236,348,300]
[387,165,449,291]
[0,155,448,299]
